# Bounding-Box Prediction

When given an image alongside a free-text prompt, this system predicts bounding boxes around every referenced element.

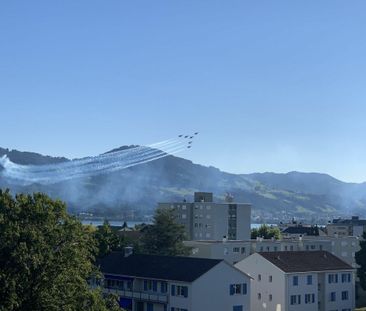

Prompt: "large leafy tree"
[0,190,118,311]
[251,224,281,240]
[356,232,366,290]
[94,220,121,258]
[141,206,190,256]
[94,220,143,258]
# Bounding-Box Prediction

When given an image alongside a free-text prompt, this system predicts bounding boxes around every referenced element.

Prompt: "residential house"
[97,252,251,311]
[235,251,355,311]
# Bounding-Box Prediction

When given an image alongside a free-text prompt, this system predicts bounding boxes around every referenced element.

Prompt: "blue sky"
[1,1,366,182]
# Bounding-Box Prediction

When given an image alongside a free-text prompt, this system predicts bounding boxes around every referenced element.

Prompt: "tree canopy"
[94,220,121,258]
[141,206,190,256]
[0,189,118,311]
[251,224,281,240]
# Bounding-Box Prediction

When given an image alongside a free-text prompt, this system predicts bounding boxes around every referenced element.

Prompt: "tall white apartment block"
[159,192,251,241]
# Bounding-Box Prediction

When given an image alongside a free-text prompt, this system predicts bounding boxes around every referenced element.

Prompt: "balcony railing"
[103,288,168,303]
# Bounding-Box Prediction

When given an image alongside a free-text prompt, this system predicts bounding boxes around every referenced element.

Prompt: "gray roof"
[258,251,353,273]
[98,252,222,282]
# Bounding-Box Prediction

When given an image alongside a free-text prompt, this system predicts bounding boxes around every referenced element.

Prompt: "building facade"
[235,251,355,311]
[159,192,251,241]
[184,236,360,267]
[97,252,251,311]
[327,216,366,238]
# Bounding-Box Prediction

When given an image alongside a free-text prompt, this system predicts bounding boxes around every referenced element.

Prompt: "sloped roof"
[98,252,222,282]
[282,226,319,236]
[259,251,353,273]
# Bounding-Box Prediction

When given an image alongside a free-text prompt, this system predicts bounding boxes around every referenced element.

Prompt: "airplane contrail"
[0,135,197,185]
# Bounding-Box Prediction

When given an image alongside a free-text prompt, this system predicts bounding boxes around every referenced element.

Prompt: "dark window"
[307,275,312,285]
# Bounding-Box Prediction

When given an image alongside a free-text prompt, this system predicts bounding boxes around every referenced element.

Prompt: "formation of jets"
[178,132,199,148]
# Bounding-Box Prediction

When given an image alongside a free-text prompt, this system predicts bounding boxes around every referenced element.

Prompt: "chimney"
[124,246,133,257]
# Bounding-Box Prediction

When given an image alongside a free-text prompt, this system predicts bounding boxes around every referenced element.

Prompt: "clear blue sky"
[1,1,366,182]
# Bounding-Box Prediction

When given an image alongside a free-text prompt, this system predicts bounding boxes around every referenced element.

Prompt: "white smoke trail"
[0,136,193,185]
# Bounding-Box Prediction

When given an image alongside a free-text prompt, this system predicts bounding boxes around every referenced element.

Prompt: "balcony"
[103,288,168,303]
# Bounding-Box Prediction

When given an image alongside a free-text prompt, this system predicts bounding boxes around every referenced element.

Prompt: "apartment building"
[184,237,333,265]
[159,192,251,241]
[302,236,360,268]
[327,216,366,237]
[185,235,361,268]
[185,240,252,265]
[235,251,355,311]
[97,252,251,311]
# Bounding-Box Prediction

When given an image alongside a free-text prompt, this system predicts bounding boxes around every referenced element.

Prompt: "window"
[290,295,301,305]
[182,214,187,219]
[305,293,315,304]
[293,276,298,286]
[161,282,168,293]
[342,291,349,300]
[328,274,338,284]
[269,275,273,282]
[126,280,132,290]
[241,247,246,254]
[233,306,242,311]
[269,294,272,301]
[342,273,351,283]
[233,247,240,253]
[319,245,323,250]
[242,283,247,295]
[144,280,157,292]
[307,275,312,285]
[290,245,294,251]
[229,284,247,295]
[290,295,296,305]
[182,205,186,210]
[258,293,261,300]
[329,291,336,302]
[284,245,288,251]
[147,303,153,311]
[171,285,188,298]
[274,246,278,251]
[258,274,261,281]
